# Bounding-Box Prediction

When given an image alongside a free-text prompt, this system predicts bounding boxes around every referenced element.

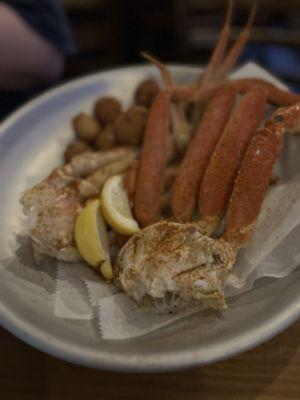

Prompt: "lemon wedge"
[74,199,113,279]
[100,174,140,235]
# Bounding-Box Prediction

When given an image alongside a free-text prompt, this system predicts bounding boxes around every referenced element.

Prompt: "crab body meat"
[116,221,236,313]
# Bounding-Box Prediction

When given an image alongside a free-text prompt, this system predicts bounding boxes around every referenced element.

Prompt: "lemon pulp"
[100,174,140,235]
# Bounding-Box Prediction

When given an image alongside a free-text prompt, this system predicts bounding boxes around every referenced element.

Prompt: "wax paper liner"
[97,173,300,339]
[55,261,118,319]
[52,62,300,339]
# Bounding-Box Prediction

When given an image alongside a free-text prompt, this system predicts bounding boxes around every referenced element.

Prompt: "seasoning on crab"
[72,112,100,143]
[134,79,160,108]
[118,102,300,313]
[94,96,121,125]
[114,106,148,145]
[199,87,268,234]
[94,124,116,150]
[64,140,92,163]
[116,221,236,313]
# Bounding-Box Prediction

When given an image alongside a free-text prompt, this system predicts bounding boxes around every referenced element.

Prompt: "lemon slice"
[74,199,113,279]
[100,174,140,235]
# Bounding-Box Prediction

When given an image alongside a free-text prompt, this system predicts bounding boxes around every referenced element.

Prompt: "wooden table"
[1,322,299,399]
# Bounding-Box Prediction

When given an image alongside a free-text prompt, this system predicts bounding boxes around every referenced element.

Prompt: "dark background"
[1,0,300,118]
[63,0,300,91]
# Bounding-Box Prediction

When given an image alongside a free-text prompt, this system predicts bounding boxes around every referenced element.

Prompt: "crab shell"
[116,221,236,313]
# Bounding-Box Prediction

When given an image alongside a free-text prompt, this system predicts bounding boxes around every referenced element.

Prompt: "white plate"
[0,64,299,372]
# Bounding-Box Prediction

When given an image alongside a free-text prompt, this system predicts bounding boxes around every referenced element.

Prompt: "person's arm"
[0,2,64,90]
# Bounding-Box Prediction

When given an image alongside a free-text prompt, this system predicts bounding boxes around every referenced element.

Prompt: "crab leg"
[169,102,191,151]
[200,0,233,85]
[192,1,234,128]
[140,52,191,152]
[166,2,255,150]
[215,1,258,81]
[134,89,170,227]
[199,86,268,234]
[171,84,236,222]
[171,0,232,150]
[233,78,300,106]
[133,53,172,226]
[173,77,300,108]
[141,0,230,153]
[188,80,300,108]
[172,1,257,102]
[140,52,172,88]
[223,103,300,248]
[124,158,178,206]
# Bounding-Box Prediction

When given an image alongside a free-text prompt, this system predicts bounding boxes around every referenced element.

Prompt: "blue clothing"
[0,0,76,117]
[3,0,76,55]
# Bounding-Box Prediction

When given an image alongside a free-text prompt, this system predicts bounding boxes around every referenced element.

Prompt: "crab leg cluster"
[171,84,236,222]
[131,1,258,224]
[117,101,300,314]
[198,86,268,234]
[116,1,300,314]
[175,0,256,146]
[213,1,258,82]
[128,0,300,242]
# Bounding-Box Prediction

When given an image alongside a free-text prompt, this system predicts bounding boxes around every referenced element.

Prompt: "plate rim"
[0,63,299,372]
[0,291,299,372]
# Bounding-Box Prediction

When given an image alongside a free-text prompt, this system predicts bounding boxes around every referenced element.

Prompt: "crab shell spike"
[223,102,300,248]
[140,51,172,88]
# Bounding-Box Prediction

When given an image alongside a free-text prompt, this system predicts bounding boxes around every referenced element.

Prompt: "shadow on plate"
[0,234,57,295]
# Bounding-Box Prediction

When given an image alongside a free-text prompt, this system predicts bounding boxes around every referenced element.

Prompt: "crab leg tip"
[140,51,172,88]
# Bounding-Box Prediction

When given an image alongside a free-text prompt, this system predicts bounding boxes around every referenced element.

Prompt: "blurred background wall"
[1,0,300,118]
[63,0,300,91]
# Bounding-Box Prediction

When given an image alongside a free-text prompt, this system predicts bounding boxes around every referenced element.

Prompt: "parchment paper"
[41,63,300,338]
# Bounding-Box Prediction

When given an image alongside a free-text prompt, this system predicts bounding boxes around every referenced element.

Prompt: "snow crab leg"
[199,0,233,85]
[134,54,172,227]
[214,1,258,81]
[199,86,268,234]
[232,78,300,106]
[171,84,236,222]
[173,78,300,106]
[117,102,300,313]
[180,0,256,147]
[223,102,300,247]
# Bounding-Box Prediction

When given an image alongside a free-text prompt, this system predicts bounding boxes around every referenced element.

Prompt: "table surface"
[0,321,299,400]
